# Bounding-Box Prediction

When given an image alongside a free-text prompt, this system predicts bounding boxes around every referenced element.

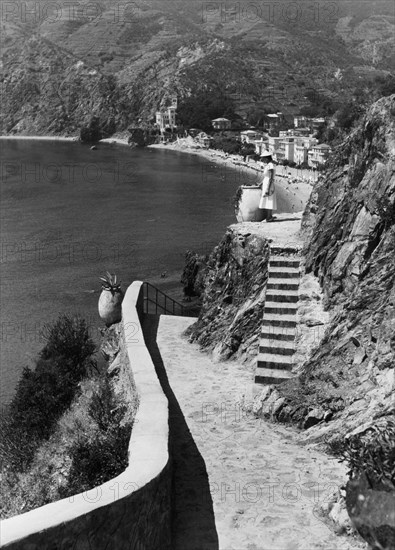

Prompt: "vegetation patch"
[329,419,395,492]
[0,316,137,519]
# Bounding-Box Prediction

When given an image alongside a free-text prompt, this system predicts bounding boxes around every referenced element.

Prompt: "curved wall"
[1,281,172,549]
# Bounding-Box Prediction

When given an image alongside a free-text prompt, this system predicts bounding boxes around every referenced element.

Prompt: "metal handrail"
[142,282,187,316]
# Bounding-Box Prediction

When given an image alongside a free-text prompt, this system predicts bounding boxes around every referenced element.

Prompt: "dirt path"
[155,315,365,550]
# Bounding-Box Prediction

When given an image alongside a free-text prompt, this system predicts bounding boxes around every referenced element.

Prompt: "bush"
[329,419,395,491]
[40,315,95,366]
[1,315,96,472]
[61,376,131,495]
[181,250,208,297]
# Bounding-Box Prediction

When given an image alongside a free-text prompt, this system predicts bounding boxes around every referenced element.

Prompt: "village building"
[294,115,309,128]
[294,142,309,165]
[263,112,285,134]
[155,97,178,132]
[196,132,212,148]
[254,137,269,156]
[311,117,326,133]
[308,143,331,168]
[240,130,262,144]
[265,135,282,156]
[276,137,295,164]
[212,117,232,130]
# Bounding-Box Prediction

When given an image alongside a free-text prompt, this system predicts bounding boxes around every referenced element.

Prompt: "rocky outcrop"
[346,473,395,550]
[186,227,270,364]
[256,95,395,440]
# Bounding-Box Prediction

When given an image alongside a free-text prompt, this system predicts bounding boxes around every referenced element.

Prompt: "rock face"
[265,95,395,440]
[186,227,270,364]
[346,473,395,550]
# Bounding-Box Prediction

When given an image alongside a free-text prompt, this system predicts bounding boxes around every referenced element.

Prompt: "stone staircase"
[255,252,301,385]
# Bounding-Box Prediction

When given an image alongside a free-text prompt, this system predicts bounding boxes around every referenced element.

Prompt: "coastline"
[0,135,129,145]
[149,140,314,211]
[0,133,314,209]
[0,135,79,141]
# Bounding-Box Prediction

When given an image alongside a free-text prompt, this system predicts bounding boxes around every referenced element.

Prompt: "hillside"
[186,95,394,444]
[272,93,395,440]
[1,0,394,135]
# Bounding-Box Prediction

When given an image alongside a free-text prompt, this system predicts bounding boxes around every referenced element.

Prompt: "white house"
[196,132,212,148]
[276,137,295,163]
[294,142,309,165]
[212,117,231,130]
[240,130,262,144]
[308,144,331,168]
[155,97,178,132]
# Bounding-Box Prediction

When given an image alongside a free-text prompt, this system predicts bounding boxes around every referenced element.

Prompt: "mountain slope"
[1,0,394,135]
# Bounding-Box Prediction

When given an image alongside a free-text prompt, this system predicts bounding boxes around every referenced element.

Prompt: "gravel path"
[155,315,365,550]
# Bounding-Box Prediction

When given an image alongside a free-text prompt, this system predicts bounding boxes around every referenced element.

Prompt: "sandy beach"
[149,139,314,211]
[1,134,315,211]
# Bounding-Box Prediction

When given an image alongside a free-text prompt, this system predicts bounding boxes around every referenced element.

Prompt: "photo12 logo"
[201,2,340,25]
[1,2,141,24]
[1,161,139,186]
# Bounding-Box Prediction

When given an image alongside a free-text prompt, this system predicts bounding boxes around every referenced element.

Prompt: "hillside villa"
[196,132,212,148]
[212,117,232,130]
[240,130,263,144]
[308,143,332,168]
[155,97,178,133]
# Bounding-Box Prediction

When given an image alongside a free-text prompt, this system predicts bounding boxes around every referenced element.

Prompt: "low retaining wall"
[1,281,172,549]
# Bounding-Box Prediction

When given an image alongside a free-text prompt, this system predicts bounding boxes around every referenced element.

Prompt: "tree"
[177,91,237,131]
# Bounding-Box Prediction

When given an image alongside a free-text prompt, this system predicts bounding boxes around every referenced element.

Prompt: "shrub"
[329,419,395,492]
[231,186,243,210]
[88,376,126,432]
[61,376,131,495]
[1,315,96,472]
[40,315,95,367]
[376,196,395,229]
[181,250,208,298]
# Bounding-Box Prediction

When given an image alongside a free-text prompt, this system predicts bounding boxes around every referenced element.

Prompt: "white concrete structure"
[240,130,262,144]
[156,97,178,132]
[212,117,231,130]
[308,144,331,168]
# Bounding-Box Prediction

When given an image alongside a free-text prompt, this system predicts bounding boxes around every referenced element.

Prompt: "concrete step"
[267,280,300,291]
[262,314,296,328]
[259,346,295,357]
[261,329,296,341]
[265,291,299,303]
[259,340,295,356]
[268,270,300,280]
[260,336,295,348]
[270,247,302,256]
[257,351,293,366]
[270,258,300,268]
[269,265,300,273]
[255,367,295,385]
[264,302,298,315]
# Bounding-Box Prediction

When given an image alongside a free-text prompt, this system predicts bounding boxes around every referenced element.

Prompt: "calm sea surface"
[0,139,292,404]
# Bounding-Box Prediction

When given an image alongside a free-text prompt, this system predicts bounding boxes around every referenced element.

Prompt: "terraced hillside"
[1,0,394,135]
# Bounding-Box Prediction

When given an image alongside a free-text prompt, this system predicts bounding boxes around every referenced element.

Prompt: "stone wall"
[1,281,172,550]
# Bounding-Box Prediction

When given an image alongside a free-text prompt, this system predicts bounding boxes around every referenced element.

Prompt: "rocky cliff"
[189,95,395,443]
[259,95,395,441]
[185,228,270,365]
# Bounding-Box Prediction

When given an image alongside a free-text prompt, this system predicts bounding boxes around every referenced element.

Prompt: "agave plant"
[99,272,122,294]
[98,272,124,327]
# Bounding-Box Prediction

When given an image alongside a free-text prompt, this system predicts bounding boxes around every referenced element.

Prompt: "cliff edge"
[260,94,395,441]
